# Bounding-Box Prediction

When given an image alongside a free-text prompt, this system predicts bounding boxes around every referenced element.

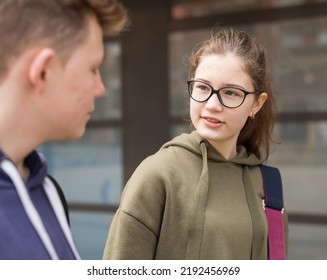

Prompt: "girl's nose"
[205,93,223,111]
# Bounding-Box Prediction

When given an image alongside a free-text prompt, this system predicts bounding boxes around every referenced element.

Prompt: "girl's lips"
[202,116,224,128]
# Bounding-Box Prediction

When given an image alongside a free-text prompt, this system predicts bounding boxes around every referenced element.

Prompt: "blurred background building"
[39,0,327,259]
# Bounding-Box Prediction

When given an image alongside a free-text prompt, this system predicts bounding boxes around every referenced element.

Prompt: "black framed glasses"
[187,80,258,108]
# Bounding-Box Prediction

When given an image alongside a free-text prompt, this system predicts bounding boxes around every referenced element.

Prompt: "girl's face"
[190,53,267,159]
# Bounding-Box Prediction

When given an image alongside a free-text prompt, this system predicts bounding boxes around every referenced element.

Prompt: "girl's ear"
[250,92,268,118]
[28,48,55,93]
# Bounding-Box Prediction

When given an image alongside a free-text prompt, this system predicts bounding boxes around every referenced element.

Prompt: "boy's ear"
[28,48,55,93]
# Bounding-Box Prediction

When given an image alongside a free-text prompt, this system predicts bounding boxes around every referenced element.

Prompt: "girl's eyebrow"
[194,78,246,90]
[224,83,247,90]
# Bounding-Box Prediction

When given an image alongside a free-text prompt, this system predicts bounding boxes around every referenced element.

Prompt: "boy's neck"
[17,161,30,182]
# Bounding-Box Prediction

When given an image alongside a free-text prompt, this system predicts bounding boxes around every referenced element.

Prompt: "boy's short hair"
[0,0,128,80]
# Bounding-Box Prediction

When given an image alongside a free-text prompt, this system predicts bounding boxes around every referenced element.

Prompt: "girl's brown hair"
[188,26,277,161]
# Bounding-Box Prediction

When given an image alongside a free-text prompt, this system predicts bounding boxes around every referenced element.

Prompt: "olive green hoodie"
[103,131,288,259]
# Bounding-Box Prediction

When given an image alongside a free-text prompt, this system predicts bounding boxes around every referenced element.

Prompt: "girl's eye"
[222,88,244,98]
[225,90,237,96]
[196,84,210,91]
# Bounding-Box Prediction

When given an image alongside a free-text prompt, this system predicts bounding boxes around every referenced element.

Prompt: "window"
[172,0,327,19]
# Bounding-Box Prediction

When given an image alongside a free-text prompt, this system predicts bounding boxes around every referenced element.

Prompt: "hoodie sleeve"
[103,154,167,260]
[103,209,158,259]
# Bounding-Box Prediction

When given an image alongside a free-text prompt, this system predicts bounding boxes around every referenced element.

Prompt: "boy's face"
[45,15,105,140]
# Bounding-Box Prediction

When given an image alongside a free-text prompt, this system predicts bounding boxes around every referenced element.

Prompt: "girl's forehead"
[196,53,246,74]
[199,52,244,64]
[195,54,253,89]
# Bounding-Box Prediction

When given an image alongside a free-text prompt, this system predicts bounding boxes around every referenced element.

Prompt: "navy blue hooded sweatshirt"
[0,150,80,260]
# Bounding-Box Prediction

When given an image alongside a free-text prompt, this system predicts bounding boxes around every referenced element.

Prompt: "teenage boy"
[0,0,128,259]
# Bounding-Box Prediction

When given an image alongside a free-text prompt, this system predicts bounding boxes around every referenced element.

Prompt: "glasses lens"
[189,81,212,102]
[219,87,245,108]
[189,81,246,108]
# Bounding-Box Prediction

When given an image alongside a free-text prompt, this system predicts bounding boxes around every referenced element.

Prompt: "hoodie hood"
[161,130,263,166]
[0,150,48,190]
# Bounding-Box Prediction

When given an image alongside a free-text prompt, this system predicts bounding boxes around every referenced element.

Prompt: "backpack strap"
[47,175,70,225]
[260,165,286,260]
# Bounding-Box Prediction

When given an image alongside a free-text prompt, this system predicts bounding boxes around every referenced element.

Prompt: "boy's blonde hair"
[0,0,129,80]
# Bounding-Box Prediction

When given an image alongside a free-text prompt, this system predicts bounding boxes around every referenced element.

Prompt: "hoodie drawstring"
[185,141,266,259]
[186,141,209,259]
[243,165,267,259]
[0,159,80,260]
